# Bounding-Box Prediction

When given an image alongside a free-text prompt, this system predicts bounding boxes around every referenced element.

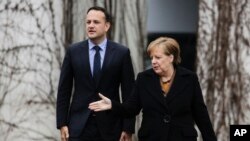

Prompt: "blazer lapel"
[165,68,190,104]
[144,70,168,110]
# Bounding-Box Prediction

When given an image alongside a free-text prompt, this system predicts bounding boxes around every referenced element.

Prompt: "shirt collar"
[88,38,107,51]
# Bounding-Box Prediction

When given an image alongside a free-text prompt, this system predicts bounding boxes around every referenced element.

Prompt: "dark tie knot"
[93,46,100,52]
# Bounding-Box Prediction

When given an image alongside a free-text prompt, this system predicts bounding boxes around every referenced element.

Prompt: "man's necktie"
[93,46,101,83]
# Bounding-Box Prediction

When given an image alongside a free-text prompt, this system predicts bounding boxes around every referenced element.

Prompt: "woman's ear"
[170,54,174,62]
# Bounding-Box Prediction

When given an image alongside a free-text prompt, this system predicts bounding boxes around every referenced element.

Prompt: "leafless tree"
[0,0,64,140]
[197,0,250,140]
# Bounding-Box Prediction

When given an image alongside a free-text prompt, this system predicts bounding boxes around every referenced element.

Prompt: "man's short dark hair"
[87,6,111,22]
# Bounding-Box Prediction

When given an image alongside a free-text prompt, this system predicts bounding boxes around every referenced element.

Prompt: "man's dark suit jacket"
[56,40,135,140]
[112,67,217,141]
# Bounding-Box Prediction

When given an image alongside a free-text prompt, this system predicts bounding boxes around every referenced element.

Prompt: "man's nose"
[88,22,94,27]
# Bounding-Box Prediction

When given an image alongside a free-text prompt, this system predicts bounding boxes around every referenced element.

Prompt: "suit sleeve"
[192,74,217,141]
[56,47,73,129]
[120,49,136,133]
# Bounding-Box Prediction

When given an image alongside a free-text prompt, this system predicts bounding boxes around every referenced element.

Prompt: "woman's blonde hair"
[147,37,181,65]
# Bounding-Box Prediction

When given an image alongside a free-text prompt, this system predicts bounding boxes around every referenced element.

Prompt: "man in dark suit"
[56,6,135,141]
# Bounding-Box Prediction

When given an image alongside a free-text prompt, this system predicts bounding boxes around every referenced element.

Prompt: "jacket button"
[163,115,171,123]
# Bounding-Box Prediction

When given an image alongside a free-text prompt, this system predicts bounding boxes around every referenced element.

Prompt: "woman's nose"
[151,58,156,64]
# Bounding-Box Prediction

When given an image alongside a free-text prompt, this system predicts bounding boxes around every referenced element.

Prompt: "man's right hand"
[60,126,69,141]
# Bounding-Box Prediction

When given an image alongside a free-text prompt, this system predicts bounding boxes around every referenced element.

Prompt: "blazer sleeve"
[56,47,73,129]
[192,74,217,141]
[120,49,136,133]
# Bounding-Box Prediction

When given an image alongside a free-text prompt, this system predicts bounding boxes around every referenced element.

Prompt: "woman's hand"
[88,93,112,111]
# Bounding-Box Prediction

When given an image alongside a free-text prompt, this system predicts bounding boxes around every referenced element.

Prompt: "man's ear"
[105,22,111,32]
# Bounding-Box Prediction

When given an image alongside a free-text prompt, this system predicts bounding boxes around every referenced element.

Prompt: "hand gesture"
[88,93,112,111]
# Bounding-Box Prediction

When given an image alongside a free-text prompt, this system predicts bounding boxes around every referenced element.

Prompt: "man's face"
[86,10,110,44]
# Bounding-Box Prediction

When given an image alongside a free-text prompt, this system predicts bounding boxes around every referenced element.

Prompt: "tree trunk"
[197,0,250,140]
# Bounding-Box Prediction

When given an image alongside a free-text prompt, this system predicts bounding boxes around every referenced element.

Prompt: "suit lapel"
[96,41,115,87]
[81,41,95,85]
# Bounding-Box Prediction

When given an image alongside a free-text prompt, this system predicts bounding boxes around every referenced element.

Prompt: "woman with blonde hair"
[89,37,217,141]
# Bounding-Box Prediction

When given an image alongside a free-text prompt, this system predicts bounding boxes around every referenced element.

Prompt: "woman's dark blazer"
[112,67,217,141]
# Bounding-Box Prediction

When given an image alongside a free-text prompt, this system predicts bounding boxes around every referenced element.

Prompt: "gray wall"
[147,0,198,33]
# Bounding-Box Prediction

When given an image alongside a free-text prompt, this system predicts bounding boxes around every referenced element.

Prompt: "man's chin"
[88,35,96,39]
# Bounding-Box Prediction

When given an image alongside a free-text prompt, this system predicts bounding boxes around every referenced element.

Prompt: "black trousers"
[69,114,117,141]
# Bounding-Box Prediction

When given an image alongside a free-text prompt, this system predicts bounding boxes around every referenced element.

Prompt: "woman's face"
[149,47,173,76]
